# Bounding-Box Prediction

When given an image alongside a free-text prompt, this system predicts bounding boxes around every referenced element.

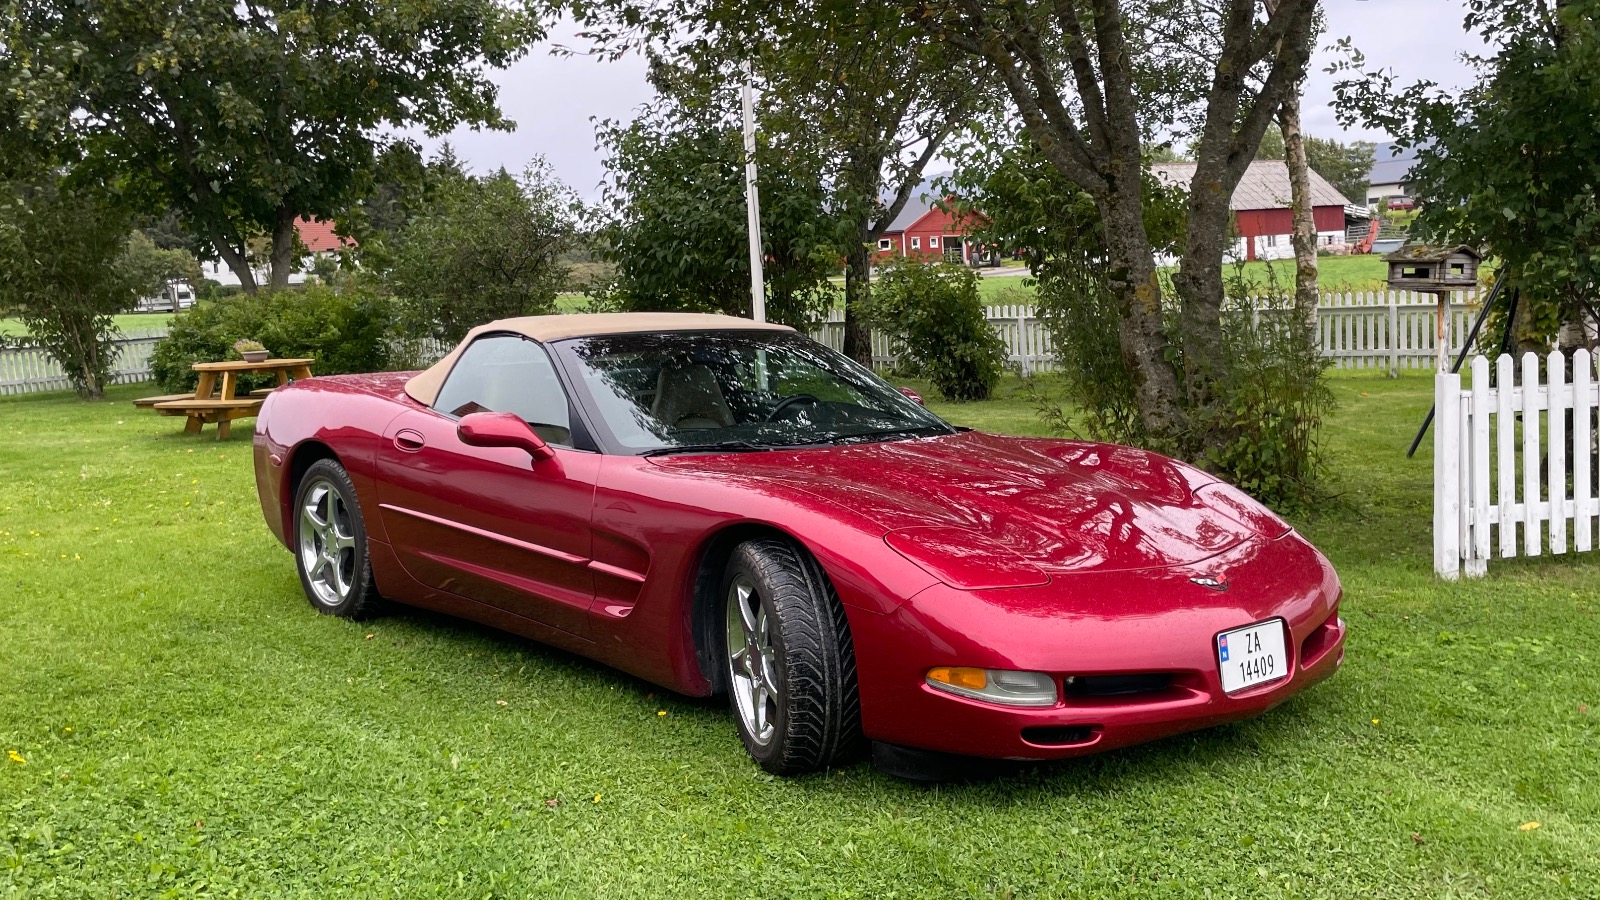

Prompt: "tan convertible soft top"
[403,312,795,406]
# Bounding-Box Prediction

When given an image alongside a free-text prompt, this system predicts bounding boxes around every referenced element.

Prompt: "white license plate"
[1216,619,1288,693]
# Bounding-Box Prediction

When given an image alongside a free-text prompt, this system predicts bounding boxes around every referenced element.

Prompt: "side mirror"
[898,386,925,407]
[457,412,555,462]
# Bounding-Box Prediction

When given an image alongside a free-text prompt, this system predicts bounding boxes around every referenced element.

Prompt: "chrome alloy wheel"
[726,574,779,746]
[298,479,356,606]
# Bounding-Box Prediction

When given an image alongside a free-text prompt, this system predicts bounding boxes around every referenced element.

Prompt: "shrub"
[1033,260,1332,512]
[862,259,1008,401]
[1192,286,1332,511]
[151,285,396,393]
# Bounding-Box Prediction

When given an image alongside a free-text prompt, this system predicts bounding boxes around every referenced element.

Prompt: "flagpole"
[741,62,766,323]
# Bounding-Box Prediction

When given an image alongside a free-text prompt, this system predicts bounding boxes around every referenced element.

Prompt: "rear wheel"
[294,459,381,619]
[722,539,860,774]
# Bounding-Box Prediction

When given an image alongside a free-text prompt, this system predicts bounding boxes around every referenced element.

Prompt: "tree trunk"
[1172,165,1233,426]
[206,222,258,294]
[843,235,873,367]
[1279,89,1320,333]
[1099,188,1185,442]
[268,207,297,291]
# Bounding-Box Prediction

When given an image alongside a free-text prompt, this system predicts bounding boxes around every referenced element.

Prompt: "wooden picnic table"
[134,358,314,440]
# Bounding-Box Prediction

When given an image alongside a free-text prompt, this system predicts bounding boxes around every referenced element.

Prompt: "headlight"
[925,667,1058,708]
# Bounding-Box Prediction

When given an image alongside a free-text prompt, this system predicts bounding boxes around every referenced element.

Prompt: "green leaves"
[381,161,578,345]
[0,178,143,399]
[2,0,546,289]
[593,83,840,330]
[1334,0,1600,345]
[862,259,1006,401]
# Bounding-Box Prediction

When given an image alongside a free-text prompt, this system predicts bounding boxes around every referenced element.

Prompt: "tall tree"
[1332,0,1600,349]
[384,161,580,344]
[751,5,985,365]
[593,69,840,329]
[0,180,169,398]
[1303,136,1374,207]
[925,0,1318,453]
[1,0,544,292]
[572,0,985,365]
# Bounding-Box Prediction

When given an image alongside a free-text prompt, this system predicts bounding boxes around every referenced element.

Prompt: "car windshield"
[553,330,955,453]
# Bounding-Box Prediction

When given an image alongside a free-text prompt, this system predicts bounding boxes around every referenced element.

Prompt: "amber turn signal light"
[925,667,1058,707]
[927,666,989,691]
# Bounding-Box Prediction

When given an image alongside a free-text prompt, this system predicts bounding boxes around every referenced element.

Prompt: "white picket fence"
[0,289,1480,395]
[1434,350,1600,579]
[0,330,167,396]
[812,290,1480,375]
[1314,290,1479,372]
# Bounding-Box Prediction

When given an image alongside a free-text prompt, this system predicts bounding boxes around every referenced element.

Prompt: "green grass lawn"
[973,255,1402,304]
[0,313,175,339]
[2,372,1597,897]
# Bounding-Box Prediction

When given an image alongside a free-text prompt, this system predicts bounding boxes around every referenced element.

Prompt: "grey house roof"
[1368,142,1419,187]
[1151,160,1351,211]
[882,178,940,233]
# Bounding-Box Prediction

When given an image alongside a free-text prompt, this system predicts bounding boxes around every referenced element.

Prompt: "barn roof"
[1150,160,1351,211]
[295,217,354,253]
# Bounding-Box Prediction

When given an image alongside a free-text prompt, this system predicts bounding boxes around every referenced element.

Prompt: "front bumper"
[848,534,1346,760]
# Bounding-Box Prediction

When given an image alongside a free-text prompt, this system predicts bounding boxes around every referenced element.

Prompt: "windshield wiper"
[640,440,776,457]
[821,426,950,446]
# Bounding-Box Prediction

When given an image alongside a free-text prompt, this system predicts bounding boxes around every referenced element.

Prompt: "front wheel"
[722,539,861,774]
[293,458,381,619]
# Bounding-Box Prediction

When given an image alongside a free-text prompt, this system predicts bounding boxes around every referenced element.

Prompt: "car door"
[376,333,599,637]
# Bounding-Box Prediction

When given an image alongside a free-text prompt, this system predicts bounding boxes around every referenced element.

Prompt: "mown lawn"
[1,371,1597,897]
[0,313,175,339]
[973,255,1402,304]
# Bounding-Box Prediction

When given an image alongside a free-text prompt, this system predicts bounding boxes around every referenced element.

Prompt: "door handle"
[394,429,426,452]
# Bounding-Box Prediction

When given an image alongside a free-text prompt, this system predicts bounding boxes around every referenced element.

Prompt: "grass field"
[2,372,1597,897]
[0,313,175,339]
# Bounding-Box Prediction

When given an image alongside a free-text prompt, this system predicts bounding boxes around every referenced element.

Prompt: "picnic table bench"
[133,358,313,439]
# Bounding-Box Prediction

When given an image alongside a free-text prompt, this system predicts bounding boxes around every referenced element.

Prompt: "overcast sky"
[413,0,1489,200]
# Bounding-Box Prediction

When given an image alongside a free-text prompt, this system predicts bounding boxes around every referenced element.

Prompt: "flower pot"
[241,350,269,363]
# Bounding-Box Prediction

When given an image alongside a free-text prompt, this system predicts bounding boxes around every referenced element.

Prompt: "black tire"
[721,539,861,774]
[292,458,381,619]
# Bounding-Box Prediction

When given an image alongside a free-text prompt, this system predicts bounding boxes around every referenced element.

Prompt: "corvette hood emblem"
[1190,575,1230,592]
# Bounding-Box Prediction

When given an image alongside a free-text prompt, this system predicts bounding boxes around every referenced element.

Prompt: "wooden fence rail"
[0,289,1481,395]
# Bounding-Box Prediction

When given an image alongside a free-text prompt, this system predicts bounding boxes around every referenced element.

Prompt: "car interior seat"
[651,364,736,430]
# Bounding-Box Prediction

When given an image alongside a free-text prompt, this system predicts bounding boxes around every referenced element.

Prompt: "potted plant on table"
[233,339,270,363]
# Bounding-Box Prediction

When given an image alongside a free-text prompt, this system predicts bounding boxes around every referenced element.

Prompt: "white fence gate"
[1434,350,1600,579]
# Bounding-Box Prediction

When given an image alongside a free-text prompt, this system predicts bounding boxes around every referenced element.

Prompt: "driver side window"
[434,334,573,446]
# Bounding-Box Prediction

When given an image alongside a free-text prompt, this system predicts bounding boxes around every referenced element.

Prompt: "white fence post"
[1434,369,1463,579]
[1387,296,1399,377]
[1575,349,1594,553]
[1467,355,1490,577]
[1549,350,1568,554]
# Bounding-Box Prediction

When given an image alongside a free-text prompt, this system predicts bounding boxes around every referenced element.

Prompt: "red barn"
[871,191,989,265]
[1152,160,1352,261]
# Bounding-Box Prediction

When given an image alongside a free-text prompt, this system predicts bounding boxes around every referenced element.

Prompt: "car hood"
[650,431,1275,575]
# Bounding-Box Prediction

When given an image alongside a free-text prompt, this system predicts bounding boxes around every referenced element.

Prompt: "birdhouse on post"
[1384,244,1482,293]
[1383,244,1483,370]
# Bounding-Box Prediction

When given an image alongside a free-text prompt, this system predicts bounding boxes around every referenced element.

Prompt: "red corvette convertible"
[253,313,1345,775]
